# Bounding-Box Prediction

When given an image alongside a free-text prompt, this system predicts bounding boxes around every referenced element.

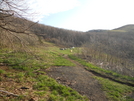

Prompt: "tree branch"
[0,90,19,97]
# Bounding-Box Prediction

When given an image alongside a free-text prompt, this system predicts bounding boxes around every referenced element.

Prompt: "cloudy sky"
[28,0,134,32]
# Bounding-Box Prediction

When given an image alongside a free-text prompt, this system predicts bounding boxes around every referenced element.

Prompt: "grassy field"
[0,43,88,101]
[0,41,134,101]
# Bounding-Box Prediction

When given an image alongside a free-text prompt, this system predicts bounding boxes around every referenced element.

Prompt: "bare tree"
[0,0,38,49]
[0,0,28,32]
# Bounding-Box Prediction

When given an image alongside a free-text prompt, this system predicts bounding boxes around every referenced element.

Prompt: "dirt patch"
[46,66,108,101]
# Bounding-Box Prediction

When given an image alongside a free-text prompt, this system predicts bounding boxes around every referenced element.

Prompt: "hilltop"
[113,24,134,32]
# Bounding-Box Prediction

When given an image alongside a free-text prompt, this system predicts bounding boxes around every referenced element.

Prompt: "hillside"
[0,41,134,101]
[0,16,134,100]
[85,28,134,77]
[113,24,134,32]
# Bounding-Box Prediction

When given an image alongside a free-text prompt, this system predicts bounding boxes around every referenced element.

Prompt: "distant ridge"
[87,29,108,32]
[113,24,134,32]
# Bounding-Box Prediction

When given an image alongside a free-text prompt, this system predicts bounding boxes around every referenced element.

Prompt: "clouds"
[27,0,134,31]
[91,1,134,21]
[28,0,80,21]
[69,0,134,31]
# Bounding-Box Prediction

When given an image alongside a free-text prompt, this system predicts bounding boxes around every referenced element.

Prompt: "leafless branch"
[0,90,19,97]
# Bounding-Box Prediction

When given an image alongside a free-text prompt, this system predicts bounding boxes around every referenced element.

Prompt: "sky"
[28,0,134,32]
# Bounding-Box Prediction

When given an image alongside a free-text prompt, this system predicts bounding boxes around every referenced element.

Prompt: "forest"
[27,21,134,77]
[1,15,134,77]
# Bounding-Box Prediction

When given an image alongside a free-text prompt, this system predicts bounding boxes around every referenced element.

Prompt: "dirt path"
[46,57,108,101]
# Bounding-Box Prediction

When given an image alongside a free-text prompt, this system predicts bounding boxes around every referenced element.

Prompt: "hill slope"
[113,24,134,32]
[1,16,134,101]
[1,42,134,101]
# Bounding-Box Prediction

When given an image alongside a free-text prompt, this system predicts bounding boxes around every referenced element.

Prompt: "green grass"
[54,55,75,66]
[0,47,87,101]
[2,42,134,101]
[0,69,6,81]
[0,69,5,74]
[33,75,88,101]
[0,48,75,70]
[0,46,76,70]
[68,55,134,86]
[95,77,134,101]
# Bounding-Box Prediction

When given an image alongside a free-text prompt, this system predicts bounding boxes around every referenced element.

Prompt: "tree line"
[0,0,134,77]
[81,30,134,77]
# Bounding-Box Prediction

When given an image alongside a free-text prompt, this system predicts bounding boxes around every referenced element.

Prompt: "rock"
[20,87,29,89]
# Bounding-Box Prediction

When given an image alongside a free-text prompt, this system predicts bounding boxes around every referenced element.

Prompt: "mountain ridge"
[113,24,134,32]
[86,24,134,32]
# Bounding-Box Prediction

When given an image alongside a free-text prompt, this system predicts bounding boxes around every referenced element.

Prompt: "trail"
[66,56,134,87]
[46,56,108,101]
[46,55,134,100]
